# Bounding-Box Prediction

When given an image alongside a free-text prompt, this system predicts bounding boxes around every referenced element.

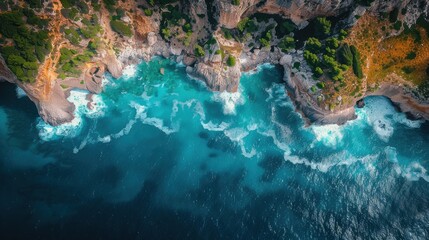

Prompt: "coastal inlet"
[1,59,429,239]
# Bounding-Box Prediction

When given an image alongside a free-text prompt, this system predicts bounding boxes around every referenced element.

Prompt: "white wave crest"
[284,151,378,173]
[224,127,256,158]
[122,64,137,79]
[311,124,344,149]
[212,90,245,115]
[201,121,230,131]
[38,90,106,141]
[385,147,429,182]
[16,87,27,98]
[130,101,178,135]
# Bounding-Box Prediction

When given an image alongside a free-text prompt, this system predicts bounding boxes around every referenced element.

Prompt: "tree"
[305,37,322,53]
[226,55,236,67]
[326,37,339,49]
[278,36,295,52]
[194,44,205,57]
[350,45,363,79]
[315,17,331,37]
[337,44,353,66]
[314,67,323,77]
[304,50,319,67]
[7,55,26,66]
[231,0,240,6]
[144,9,153,16]
[110,20,132,37]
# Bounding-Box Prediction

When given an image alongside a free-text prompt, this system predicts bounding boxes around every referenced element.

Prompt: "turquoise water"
[1,58,429,239]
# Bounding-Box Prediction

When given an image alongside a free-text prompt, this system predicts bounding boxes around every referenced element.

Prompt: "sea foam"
[212,90,245,115]
[16,87,27,98]
[37,90,106,141]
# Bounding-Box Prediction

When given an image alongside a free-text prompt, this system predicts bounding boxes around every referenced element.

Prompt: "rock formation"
[0,0,428,125]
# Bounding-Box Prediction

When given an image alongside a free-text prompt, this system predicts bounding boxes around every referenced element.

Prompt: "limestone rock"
[147,32,157,46]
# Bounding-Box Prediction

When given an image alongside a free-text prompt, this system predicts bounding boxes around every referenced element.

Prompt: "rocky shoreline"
[1,29,428,127]
[1,0,428,127]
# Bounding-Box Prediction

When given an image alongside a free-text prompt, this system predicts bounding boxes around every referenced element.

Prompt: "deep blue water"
[1,58,429,239]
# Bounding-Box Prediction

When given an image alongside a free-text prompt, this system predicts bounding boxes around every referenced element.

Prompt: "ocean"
[1,58,429,239]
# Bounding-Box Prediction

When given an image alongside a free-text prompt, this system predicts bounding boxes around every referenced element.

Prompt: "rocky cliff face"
[1,0,428,126]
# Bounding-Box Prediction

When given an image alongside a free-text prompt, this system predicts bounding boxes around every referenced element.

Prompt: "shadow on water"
[0,81,40,149]
[0,81,38,117]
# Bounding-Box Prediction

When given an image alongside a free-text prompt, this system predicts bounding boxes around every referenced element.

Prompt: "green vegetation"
[64,27,82,45]
[393,21,402,31]
[389,8,399,23]
[406,51,416,60]
[315,17,331,37]
[223,28,233,40]
[194,44,205,57]
[304,50,319,67]
[103,0,117,13]
[144,9,153,16]
[61,7,79,20]
[276,20,296,38]
[25,0,42,8]
[231,0,240,6]
[159,4,192,43]
[350,45,363,79]
[226,55,236,67]
[57,47,94,78]
[337,44,353,66]
[305,37,322,53]
[401,66,415,74]
[278,36,295,52]
[0,10,51,83]
[110,19,133,37]
[260,30,272,48]
[237,17,258,33]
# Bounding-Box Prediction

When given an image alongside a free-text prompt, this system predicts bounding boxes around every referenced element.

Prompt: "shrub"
[223,29,233,40]
[305,37,322,53]
[402,66,415,74]
[237,17,249,32]
[314,67,323,77]
[338,29,348,41]
[194,44,205,57]
[260,38,270,48]
[350,45,363,78]
[231,0,240,6]
[406,51,416,60]
[110,20,132,37]
[326,37,339,49]
[103,0,116,13]
[337,44,353,66]
[144,9,153,16]
[316,82,325,89]
[215,50,221,55]
[161,28,171,39]
[182,23,192,33]
[304,50,319,67]
[226,55,236,67]
[315,17,331,37]
[393,21,402,31]
[278,36,295,52]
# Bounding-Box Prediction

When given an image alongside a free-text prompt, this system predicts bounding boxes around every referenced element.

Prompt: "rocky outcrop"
[0,55,75,125]
[187,62,241,92]
[280,57,357,125]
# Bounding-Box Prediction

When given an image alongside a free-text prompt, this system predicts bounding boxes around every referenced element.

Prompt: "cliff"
[0,0,428,126]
